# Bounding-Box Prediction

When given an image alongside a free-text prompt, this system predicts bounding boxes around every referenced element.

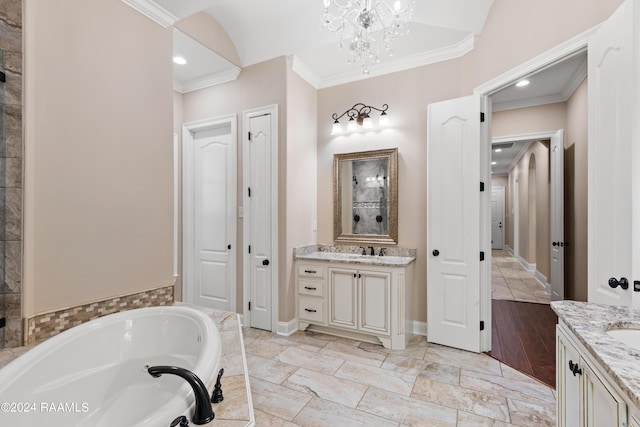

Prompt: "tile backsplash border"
[23,285,174,345]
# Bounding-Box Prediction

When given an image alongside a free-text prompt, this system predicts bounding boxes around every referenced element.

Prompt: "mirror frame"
[333,148,398,245]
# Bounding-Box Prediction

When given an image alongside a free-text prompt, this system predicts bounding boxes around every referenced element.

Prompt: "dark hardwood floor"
[489,299,557,388]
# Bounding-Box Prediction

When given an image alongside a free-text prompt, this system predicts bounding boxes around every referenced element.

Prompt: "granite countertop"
[294,244,416,267]
[0,306,254,427]
[552,300,640,408]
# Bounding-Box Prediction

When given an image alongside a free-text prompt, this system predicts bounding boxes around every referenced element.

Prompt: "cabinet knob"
[432,249,440,257]
[568,360,582,376]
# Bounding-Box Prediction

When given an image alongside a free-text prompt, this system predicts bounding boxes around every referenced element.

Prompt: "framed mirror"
[333,148,398,245]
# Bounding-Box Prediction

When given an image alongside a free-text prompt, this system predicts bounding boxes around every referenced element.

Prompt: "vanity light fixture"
[331,103,389,135]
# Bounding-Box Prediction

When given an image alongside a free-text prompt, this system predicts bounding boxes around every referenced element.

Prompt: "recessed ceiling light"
[494,148,502,152]
[173,56,187,65]
[491,161,497,165]
[516,79,530,87]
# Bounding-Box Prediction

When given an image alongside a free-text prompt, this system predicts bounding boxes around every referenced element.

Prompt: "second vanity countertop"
[294,244,416,267]
[552,300,640,408]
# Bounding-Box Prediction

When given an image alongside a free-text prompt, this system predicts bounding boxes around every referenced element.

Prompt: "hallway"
[489,250,556,388]
[491,250,550,304]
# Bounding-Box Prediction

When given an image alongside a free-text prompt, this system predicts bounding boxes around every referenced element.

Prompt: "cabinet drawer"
[298,279,324,297]
[299,297,325,324]
[298,264,325,278]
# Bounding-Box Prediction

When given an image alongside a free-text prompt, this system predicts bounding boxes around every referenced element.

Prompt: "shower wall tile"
[24,285,175,345]
[4,317,21,347]
[0,0,21,29]
[3,104,21,158]
[0,0,21,348]
[5,189,20,243]
[5,157,20,187]
[4,240,19,294]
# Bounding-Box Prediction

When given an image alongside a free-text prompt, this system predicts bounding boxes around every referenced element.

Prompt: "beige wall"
[284,67,318,321]
[565,78,588,301]
[317,60,462,323]
[461,0,623,92]
[182,57,288,316]
[23,0,174,317]
[507,141,550,278]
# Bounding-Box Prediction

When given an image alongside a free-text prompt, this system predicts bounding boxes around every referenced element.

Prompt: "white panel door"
[550,130,565,301]
[491,187,505,250]
[427,95,482,353]
[191,124,236,311]
[588,0,638,307]
[248,114,273,330]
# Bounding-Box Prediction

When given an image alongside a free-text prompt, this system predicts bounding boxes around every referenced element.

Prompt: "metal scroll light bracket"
[331,103,389,133]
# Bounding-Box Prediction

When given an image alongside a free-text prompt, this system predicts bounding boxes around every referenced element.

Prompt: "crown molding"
[288,55,320,89]
[121,0,178,28]
[317,33,475,89]
[173,67,242,94]
[319,33,474,88]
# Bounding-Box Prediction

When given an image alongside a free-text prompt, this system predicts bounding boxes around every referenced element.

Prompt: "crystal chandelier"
[321,0,415,75]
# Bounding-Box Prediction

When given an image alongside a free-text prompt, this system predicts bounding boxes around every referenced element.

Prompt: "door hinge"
[480,251,485,261]
[480,320,485,331]
[248,245,251,254]
[480,112,485,122]
[0,317,5,328]
[248,131,252,141]
[0,71,5,83]
[480,182,485,192]
[248,187,251,197]
[248,302,251,310]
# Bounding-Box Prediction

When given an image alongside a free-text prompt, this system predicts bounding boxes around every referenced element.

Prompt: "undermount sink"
[606,328,640,351]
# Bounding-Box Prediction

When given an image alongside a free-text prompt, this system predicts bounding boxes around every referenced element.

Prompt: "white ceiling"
[138,0,493,90]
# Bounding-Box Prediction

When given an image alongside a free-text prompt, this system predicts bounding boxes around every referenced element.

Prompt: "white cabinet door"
[556,328,582,427]
[329,268,358,330]
[588,0,639,307]
[583,362,627,427]
[359,270,391,335]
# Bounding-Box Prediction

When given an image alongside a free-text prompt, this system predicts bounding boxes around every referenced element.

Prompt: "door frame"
[473,25,597,351]
[242,105,279,332]
[182,114,238,307]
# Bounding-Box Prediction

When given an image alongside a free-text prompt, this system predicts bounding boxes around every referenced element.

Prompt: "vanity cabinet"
[557,323,630,427]
[296,259,412,350]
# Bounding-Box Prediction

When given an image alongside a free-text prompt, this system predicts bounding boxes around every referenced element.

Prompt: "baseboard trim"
[277,318,298,336]
[516,256,536,272]
[410,320,428,337]
[534,270,551,294]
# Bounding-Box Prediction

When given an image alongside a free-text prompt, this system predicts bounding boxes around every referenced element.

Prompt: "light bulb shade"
[331,121,343,135]
[379,113,390,127]
[362,116,373,128]
[347,119,357,131]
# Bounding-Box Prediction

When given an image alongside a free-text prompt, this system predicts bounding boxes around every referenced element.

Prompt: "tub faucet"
[148,365,214,425]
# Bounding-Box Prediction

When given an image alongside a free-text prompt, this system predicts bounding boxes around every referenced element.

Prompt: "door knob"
[432,249,440,257]
[553,242,558,246]
[609,277,629,290]
[262,259,270,266]
[228,244,232,250]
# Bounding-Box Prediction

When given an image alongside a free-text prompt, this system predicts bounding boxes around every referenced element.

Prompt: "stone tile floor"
[244,327,556,426]
[492,250,550,304]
